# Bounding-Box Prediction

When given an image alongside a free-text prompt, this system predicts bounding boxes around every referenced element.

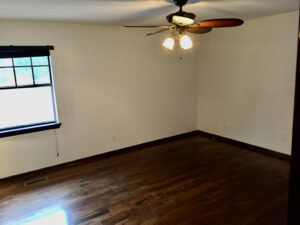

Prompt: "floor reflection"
[9,206,69,225]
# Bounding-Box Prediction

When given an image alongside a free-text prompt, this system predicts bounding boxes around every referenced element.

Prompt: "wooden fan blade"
[187,27,212,34]
[146,27,173,36]
[124,25,170,28]
[196,18,244,28]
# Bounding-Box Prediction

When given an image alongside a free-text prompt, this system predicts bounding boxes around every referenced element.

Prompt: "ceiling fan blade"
[124,25,170,28]
[146,27,173,36]
[187,27,212,34]
[196,18,244,28]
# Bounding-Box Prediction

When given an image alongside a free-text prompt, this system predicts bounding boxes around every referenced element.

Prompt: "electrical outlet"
[224,124,229,131]
[112,134,116,142]
[280,133,287,141]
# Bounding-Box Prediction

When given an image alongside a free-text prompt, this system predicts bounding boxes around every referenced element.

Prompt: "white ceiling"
[0,0,298,25]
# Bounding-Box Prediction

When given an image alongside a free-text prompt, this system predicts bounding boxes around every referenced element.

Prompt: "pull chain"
[54,129,60,157]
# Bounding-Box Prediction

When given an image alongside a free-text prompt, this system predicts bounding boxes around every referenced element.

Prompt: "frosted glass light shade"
[172,16,194,26]
[180,35,193,49]
[163,37,175,50]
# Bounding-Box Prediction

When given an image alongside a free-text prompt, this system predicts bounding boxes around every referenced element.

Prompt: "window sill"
[0,123,61,138]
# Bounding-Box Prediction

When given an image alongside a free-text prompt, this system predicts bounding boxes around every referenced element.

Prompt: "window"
[0,46,60,137]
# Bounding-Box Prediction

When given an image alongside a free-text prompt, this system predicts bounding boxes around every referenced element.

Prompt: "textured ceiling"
[0,0,298,25]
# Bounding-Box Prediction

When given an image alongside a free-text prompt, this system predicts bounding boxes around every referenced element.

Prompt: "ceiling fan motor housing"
[174,0,188,7]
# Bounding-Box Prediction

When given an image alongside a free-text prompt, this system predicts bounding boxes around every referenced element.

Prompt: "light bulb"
[180,35,193,49]
[162,37,174,50]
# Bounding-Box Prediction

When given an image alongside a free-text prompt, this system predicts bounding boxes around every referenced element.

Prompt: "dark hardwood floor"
[0,134,290,225]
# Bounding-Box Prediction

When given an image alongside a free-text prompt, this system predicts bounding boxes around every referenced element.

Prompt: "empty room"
[0,0,299,224]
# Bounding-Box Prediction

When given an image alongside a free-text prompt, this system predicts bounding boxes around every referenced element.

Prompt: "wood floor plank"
[0,135,289,225]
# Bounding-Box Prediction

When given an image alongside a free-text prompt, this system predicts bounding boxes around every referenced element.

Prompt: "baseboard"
[0,129,290,182]
[196,130,290,161]
[0,131,198,181]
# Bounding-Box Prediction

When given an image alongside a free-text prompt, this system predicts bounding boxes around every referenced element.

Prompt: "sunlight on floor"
[9,205,69,225]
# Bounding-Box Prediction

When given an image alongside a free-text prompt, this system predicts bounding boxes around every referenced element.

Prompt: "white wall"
[196,11,299,155]
[0,20,198,179]
[0,11,298,179]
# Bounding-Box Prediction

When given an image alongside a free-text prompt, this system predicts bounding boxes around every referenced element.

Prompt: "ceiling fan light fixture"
[163,37,175,50]
[172,15,194,26]
[167,11,196,26]
[180,35,193,49]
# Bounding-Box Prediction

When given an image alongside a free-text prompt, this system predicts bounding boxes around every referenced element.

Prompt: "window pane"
[0,68,15,87]
[13,57,31,66]
[0,86,55,129]
[32,56,49,66]
[0,58,13,67]
[33,66,51,84]
[15,67,34,86]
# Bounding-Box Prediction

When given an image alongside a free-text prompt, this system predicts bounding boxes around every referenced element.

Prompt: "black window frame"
[0,46,61,138]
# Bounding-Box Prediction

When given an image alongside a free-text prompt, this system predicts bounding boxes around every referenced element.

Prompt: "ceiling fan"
[125,0,244,50]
